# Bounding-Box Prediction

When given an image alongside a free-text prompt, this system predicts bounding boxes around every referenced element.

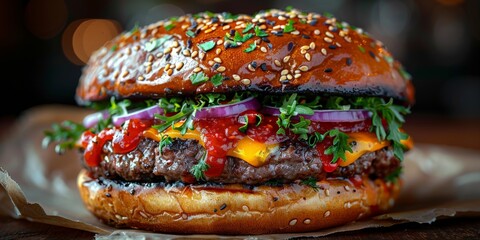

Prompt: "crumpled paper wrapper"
[1,105,479,239]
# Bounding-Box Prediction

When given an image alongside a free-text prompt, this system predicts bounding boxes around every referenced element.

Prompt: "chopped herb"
[244,42,256,53]
[285,6,294,11]
[190,72,209,85]
[159,135,172,154]
[301,177,319,191]
[324,129,352,163]
[110,45,117,52]
[190,152,209,181]
[254,26,268,37]
[275,93,314,139]
[284,20,296,33]
[210,73,223,87]
[358,46,366,53]
[186,30,196,37]
[326,96,350,110]
[164,23,175,31]
[242,22,254,33]
[234,31,254,43]
[238,116,249,133]
[42,120,86,154]
[145,36,172,52]
[198,40,215,52]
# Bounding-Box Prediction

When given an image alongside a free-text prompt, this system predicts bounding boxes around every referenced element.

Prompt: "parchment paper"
[1,105,479,239]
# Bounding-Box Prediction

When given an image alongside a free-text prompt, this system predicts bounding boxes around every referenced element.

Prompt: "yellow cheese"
[143,127,277,167]
[340,132,390,167]
[227,137,279,167]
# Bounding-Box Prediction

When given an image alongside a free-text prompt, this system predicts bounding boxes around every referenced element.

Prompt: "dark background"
[1,0,479,119]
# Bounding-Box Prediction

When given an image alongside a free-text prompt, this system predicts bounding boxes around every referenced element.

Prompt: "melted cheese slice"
[143,126,277,167]
[144,126,413,168]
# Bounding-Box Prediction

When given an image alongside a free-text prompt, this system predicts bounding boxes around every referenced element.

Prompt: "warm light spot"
[62,19,121,65]
[25,0,68,39]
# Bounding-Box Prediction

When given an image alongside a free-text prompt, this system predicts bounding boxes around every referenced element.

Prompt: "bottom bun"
[77,169,400,235]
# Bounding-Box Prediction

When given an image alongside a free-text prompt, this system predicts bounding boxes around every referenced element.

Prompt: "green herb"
[399,67,412,80]
[158,97,183,113]
[159,135,172,154]
[254,26,268,37]
[284,20,296,33]
[301,177,319,191]
[238,112,262,133]
[242,22,254,33]
[210,74,223,87]
[42,121,86,154]
[164,23,175,31]
[326,96,350,110]
[190,72,209,85]
[190,152,209,181]
[352,97,410,160]
[196,93,227,105]
[234,31,254,43]
[239,116,249,133]
[291,116,311,140]
[385,167,403,183]
[186,30,196,37]
[308,132,326,147]
[323,12,334,18]
[384,55,394,64]
[145,36,172,52]
[324,129,352,163]
[358,46,366,53]
[244,42,256,53]
[198,40,215,52]
[110,45,118,52]
[276,93,314,137]
[285,6,294,11]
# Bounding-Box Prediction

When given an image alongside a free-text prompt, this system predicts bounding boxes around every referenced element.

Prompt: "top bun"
[75,8,415,105]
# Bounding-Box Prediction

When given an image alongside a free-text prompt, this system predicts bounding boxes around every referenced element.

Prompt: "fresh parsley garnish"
[242,22,254,33]
[190,152,209,181]
[254,26,268,37]
[301,177,319,191]
[324,129,353,163]
[198,40,216,52]
[210,74,224,87]
[190,72,209,85]
[244,42,256,53]
[159,135,172,155]
[284,20,296,33]
[275,93,314,140]
[186,30,196,38]
[42,120,86,154]
[145,36,172,52]
[164,23,175,31]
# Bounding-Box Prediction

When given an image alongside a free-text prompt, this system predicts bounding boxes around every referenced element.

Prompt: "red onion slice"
[195,97,261,119]
[261,106,371,122]
[112,105,164,126]
[83,110,109,128]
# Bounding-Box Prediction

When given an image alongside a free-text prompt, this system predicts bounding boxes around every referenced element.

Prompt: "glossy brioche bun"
[77,169,400,235]
[76,8,414,106]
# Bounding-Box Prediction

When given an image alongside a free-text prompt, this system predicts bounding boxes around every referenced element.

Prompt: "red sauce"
[79,110,376,175]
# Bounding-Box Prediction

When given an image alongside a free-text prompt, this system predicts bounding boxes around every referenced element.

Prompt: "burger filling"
[43,92,412,186]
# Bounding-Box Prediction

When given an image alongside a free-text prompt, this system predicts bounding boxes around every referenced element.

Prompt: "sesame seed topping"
[260,46,267,53]
[289,219,297,226]
[336,42,342,47]
[325,31,334,38]
[321,48,327,55]
[309,42,316,50]
[122,70,129,78]
[299,65,309,72]
[156,53,163,58]
[208,60,214,66]
[305,53,311,61]
[213,57,222,63]
[303,219,311,224]
[164,47,172,54]
[232,74,241,81]
[274,59,282,67]
[283,55,291,63]
[369,50,376,59]
[328,44,337,49]
[281,69,289,75]
[193,67,201,73]
[183,49,191,56]
[182,213,188,220]
[287,74,293,80]
[300,49,307,55]
[324,211,331,218]
[167,69,173,76]
[242,205,249,211]
[344,185,350,191]
[164,64,171,71]
[346,58,352,66]
[279,75,287,82]
[191,51,198,58]
[291,30,300,35]
[204,28,213,34]
[260,63,267,71]
[300,45,310,51]
[294,73,301,79]
[241,78,251,85]
[137,76,144,81]
[172,41,179,48]
[176,62,184,71]
[222,25,231,30]
[247,64,256,72]
[198,52,205,60]
[325,189,330,196]
[324,37,333,43]
[215,48,222,55]
[314,29,321,35]
[288,42,294,51]
[344,36,352,43]
[145,66,152,74]
[216,66,226,72]
[324,68,332,73]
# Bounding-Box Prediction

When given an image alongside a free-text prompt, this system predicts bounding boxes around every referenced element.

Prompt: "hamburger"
[43,8,415,234]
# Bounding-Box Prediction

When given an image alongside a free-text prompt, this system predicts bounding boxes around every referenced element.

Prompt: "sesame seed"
[300,45,310,51]
[299,65,309,72]
[274,59,282,67]
[289,219,297,226]
[325,189,330,196]
[329,45,337,49]
[279,75,287,82]
[145,66,152,74]
[344,36,352,43]
[138,76,145,81]
[121,70,129,78]
[281,69,289,75]
[216,48,222,55]
[278,15,286,21]
[247,64,255,72]
[260,63,267,71]
[324,211,331,218]
[134,45,140,51]
[336,42,342,47]
[164,47,172,54]
[344,185,350,191]
[324,37,333,43]
[260,46,267,53]
[324,68,333,73]
[303,219,311,224]
[241,78,251,85]
[204,28,213,34]
[199,52,205,60]
[222,25,231,30]
[232,74,241,81]
[283,55,290,63]
[144,62,152,66]
[287,74,293,80]
[294,73,301,79]
[346,58,352,66]
[321,48,327,55]
[164,64,171,71]
[147,55,154,62]
[305,53,311,61]
[193,67,201,73]
[242,205,249,211]
[191,51,198,58]
[325,31,334,38]
[295,69,300,74]
[314,29,321,35]
[156,53,163,58]
[183,49,191,56]
[208,60,214,66]
[287,42,294,51]
[310,42,316,50]
[176,62,184,70]
[291,30,300,35]
[167,69,173,76]
[301,49,307,55]
[213,57,222,63]
[216,66,226,72]
[172,41,179,48]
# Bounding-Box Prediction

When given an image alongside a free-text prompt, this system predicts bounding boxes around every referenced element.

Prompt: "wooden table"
[1,113,479,239]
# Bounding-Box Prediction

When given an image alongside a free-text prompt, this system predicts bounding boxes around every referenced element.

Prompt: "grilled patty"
[85,138,400,185]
